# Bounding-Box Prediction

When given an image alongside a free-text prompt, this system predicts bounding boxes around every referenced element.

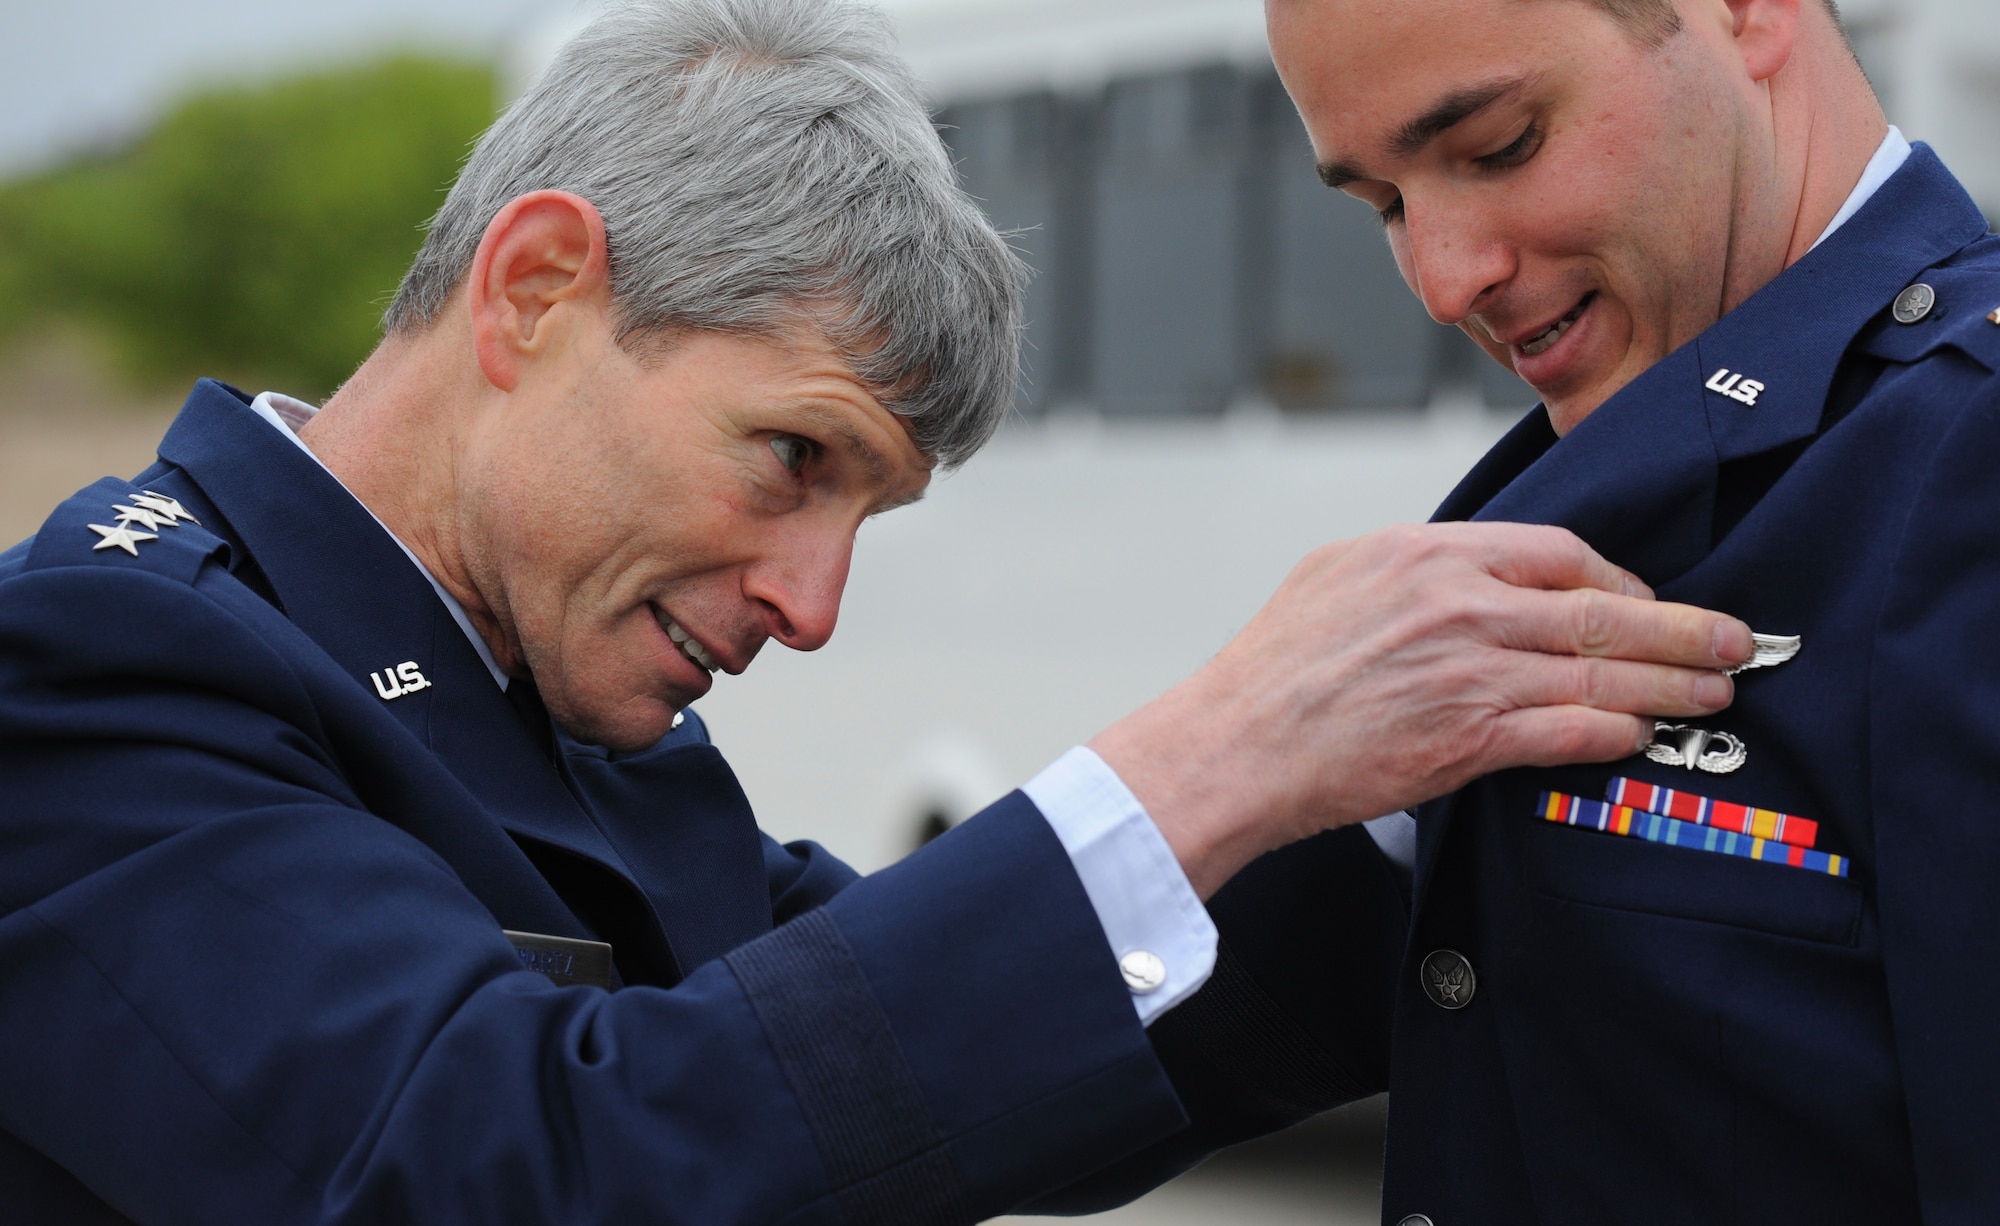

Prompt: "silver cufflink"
[1119,950,1166,995]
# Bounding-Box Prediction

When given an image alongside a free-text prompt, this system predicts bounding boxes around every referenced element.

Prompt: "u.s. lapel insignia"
[1725,631,1801,675]
[370,661,432,701]
[85,490,200,556]
[1705,367,1765,406]
[1644,722,1747,774]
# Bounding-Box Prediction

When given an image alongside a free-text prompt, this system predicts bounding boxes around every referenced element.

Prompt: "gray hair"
[385,0,1024,468]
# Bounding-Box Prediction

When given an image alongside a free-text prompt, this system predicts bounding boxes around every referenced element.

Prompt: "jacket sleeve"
[1868,363,2000,1222]
[0,556,1187,1225]
[1024,823,1408,1213]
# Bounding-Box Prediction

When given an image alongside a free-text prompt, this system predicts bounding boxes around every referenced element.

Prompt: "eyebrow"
[792,405,894,485]
[1316,74,1536,189]
[789,403,928,513]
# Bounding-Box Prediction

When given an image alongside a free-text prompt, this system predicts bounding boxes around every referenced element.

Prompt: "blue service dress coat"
[1382,145,2000,1226]
[1026,145,2000,1226]
[0,374,1412,1222]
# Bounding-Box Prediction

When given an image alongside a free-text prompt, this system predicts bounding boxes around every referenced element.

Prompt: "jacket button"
[1420,948,1475,1010]
[1892,282,1937,324]
[1396,1215,1436,1226]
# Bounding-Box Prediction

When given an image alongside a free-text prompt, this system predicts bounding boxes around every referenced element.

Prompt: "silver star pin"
[128,491,198,525]
[112,503,174,531]
[88,521,158,556]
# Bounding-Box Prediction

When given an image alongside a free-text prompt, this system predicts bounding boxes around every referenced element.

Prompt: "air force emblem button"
[1892,282,1936,324]
[1420,949,1476,1010]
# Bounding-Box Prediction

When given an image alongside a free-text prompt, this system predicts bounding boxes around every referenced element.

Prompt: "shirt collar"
[1809,125,1911,251]
[247,390,510,690]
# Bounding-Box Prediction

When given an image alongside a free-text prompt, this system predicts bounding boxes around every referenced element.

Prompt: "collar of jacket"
[151,382,715,980]
[1430,143,1990,587]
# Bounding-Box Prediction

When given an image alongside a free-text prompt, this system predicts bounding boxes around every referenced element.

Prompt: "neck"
[298,321,516,672]
[1767,9,1889,271]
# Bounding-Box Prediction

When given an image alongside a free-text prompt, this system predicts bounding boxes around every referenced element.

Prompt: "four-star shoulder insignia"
[84,490,200,556]
[89,521,157,555]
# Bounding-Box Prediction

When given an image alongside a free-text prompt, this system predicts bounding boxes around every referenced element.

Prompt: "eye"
[1478,123,1542,170]
[769,434,816,476]
[1377,195,1406,226]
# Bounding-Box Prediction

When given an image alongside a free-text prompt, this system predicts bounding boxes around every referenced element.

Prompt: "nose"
[744,530,852,654]
[1397,199,1516,327]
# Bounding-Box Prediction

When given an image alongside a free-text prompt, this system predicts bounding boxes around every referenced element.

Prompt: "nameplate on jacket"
[503,930,614,989]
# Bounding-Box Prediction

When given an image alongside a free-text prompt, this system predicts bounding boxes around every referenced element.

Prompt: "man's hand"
[1089,522,1752,898]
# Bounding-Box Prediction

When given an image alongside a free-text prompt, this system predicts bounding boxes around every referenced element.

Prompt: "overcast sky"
[0,0,592,175]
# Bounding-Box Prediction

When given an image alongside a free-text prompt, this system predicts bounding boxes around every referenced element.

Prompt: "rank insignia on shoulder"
[85,490,200,556]
[1705,367,1765,406]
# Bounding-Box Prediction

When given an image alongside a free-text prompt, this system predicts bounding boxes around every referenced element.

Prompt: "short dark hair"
[1586,0,1684,47]
[1583,0,1848,51]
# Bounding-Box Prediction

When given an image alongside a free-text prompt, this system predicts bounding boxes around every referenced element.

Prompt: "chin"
[544,686,676,754]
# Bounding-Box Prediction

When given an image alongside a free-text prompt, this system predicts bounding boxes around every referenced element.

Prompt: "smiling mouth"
[1518,293,1595,357]
[653,608,719,674]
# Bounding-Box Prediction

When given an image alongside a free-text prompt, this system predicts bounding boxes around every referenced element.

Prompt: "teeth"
[1519,316,1573,356]
[1519,299,1590,357]
[656,612,718,674]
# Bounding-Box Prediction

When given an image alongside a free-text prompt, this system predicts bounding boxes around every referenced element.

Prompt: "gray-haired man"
[0,1,1746,1220]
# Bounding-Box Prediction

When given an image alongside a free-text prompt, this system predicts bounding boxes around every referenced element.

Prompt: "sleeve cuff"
[1023,746,1218,1025]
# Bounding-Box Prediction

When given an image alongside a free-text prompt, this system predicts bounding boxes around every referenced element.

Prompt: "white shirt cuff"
[1023,746,1218,1025]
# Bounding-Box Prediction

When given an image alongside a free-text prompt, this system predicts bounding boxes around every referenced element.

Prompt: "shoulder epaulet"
[1856,238,2000,374]
[23,476,229,586]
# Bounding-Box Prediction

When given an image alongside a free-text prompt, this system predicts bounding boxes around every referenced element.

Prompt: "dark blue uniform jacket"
[1002,145,2000,1226]
[1359,145,2000,1225]
[0,348,1407,1218]
[0,379,1346,1220]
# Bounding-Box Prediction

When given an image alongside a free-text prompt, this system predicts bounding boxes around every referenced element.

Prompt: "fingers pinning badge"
[1725,632,1801,675]
[1640,630,1797,774]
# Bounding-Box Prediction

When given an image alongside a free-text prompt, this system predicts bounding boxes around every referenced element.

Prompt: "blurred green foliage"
[0,56,498,400]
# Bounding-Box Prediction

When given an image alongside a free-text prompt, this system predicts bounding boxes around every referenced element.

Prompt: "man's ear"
[466,190,611,393]
[1720,0,1804,83]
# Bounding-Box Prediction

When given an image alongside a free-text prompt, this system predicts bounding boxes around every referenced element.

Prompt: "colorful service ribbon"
[1605,776,1819,850]
[1537,791,1848,878]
